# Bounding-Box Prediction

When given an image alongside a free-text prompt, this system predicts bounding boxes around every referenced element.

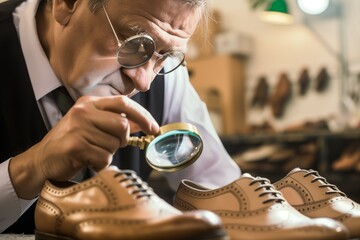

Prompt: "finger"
[59,105,130,149]
[84,112,142,147]
[84,110,131,147]
[85,122,128,150]
[92,96,160,135]
[129,121,141,133]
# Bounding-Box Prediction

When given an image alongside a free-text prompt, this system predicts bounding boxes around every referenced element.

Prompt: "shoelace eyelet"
[114,171,153,199]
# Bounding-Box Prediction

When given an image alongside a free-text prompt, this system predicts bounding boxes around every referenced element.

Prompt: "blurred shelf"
[221,129,360,202]
[221,129,360,144]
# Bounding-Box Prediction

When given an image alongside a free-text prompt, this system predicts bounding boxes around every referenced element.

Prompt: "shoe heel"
[35,230,73,240]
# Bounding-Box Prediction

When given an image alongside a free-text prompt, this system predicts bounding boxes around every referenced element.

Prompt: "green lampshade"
[266,0,290,14]
[260,0,294,25]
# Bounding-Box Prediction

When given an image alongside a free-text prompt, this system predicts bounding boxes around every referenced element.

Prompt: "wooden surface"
[187,54,247,135]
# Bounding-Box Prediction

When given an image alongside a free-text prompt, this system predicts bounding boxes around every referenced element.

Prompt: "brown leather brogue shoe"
[274,168,360,238]
[35,166,228,240]
[174,173,348,240]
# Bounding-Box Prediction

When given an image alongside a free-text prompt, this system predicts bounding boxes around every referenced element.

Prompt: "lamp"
[297,0,330,15]
[259,0,294,25]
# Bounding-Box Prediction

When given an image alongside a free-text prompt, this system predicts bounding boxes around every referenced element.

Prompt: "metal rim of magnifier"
[146,122,203,172]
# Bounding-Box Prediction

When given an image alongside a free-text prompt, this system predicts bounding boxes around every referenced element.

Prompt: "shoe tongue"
[241,173,255,179]
[237,173,284,209]
[98,166,154,201]
[98,166,136,182]
[289,167,302,174]
[239,173,260,182]
[99,166,127,176]
[105,165,121,172]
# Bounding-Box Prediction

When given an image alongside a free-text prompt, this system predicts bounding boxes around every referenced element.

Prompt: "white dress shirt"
[0,0,240,232]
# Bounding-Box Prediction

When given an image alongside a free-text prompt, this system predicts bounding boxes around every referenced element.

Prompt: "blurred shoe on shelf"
[274,168,360,239]
[297,142,318,154]
[268,147,296,163]
[281,142,318,173]
[298,68,311,96]
[282,119,330,133]
[282,154,316,173]
[315,67,330,92]
[232,144,283,173]
[248,121,275,134]
[251,76,269,109]
[174,173,348,240]
[233,144,283,163]
[332,141,360,172]
[271,73,292,119]
[35,166,228,240]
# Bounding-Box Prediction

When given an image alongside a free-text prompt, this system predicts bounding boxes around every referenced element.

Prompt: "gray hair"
[43,0,208,14]
[46,0,208,16]
[91,0,210,49]
[46,0,209,38]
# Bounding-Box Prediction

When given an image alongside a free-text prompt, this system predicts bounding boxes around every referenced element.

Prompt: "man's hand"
[9,95,160,199]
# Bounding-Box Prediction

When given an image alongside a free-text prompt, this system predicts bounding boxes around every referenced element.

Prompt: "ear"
[52,0,79,26]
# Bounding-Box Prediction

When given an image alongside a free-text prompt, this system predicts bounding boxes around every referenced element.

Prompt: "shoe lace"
[304,169,346,196]
[249,177,286,204]
[114,170,154,199]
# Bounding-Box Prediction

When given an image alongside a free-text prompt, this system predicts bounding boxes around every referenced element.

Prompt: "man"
[0,0,240,233]
[4,0,358,238]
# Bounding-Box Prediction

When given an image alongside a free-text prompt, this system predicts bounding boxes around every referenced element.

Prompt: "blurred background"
[183,0,360,201]
[179,0,360,202]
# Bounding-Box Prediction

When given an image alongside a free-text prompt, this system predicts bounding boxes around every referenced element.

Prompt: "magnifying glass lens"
[146,130,202,169]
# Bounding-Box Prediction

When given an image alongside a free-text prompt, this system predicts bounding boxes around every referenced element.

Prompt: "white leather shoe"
[274,168,360,239]
[174,173,348,240]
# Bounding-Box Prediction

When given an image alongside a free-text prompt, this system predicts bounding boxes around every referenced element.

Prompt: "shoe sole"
[35,229,230,240]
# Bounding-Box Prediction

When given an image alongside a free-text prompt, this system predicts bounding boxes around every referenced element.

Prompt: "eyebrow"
[126,24,187,53]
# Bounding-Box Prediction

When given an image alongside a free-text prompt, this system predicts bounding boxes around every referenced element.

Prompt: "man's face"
[47,0,201,99]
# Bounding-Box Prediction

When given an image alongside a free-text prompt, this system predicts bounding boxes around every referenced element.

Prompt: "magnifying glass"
[128,122,203,172]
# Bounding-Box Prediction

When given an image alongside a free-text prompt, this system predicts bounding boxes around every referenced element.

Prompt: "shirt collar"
[14,0,61,100]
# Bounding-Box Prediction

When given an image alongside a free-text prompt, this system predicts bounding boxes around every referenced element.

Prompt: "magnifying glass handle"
[128,135,155,150]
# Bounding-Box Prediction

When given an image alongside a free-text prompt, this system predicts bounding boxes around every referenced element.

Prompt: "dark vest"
[0,0,164,234]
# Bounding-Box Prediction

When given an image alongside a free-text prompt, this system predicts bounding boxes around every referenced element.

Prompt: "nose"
[121,63,156,92]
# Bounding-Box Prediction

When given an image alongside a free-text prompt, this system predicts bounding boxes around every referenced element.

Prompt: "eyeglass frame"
[102,4,186,75]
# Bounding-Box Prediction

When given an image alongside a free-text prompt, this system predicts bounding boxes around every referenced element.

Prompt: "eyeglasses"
[102,4,186,75]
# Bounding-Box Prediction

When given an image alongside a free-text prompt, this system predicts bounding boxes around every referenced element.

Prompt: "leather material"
[274,168,360,238]
[35,167,228,240]
[174,173,348,240]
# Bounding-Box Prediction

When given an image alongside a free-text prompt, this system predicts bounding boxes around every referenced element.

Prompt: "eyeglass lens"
[117,36,155,68]
[154,51,185,75]
[103,3,184,74]
[117,35,185,75]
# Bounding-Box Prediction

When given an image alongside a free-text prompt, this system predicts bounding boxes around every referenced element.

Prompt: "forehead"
[105,0,202,50]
